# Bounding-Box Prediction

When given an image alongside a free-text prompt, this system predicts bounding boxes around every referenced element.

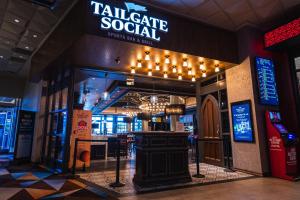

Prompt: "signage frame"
[231,100,255,143]
[255,57,280,106]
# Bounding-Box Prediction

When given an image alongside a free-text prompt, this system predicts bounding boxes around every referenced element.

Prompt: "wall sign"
[264,17,300,48]
[15,110,36,160]
[90,0,168,44]
[165,104,186,115]
[255,57,279,106]
[231,100,254,143]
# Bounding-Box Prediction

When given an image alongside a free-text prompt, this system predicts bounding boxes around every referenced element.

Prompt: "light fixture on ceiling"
[25,46,30,50]
[14,19,20,23]
[92,77,95,80]
[165,55,170,64]
[155,63,160,71]
[148,70,152,76]
[178,74,182,80]
[163,71,168,78]
[215,64,220,72]
[33,34,38,38]
[150,95,158,104]
[199,62,205,70]
[148,63,152,69]
[145,51,150,61]
[202,71,207,78]
[183,58,188,67]
[137,60,142,68]
[131,66,136,74]
[102,73,110,101]
[192,76,196,82]
[172,66,177,73]
[0,56,3,59]
[188,68,192,75]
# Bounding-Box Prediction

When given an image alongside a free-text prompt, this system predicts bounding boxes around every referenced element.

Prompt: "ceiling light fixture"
[183,58,188,67]
[178,74,182,80]
[131,66,136,74]
[188,68,192,75]
[25,46,29,49]
[192,76,196,82]
[215,64,220,72]
[155,63,160,71]
[145,51,150,61]
[202,71,207,78]
[172,66,177,73]
[137,60,142,68]
[165,55,170,64]
[199,62,205,70]
[163,72,168,78]
[33,34,38,38]
[14,19,20,23]
[148,70,152,76]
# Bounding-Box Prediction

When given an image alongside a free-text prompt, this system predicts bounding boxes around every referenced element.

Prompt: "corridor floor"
[119,177,300,200]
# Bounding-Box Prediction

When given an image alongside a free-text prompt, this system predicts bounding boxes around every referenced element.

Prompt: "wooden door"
[201,95,224,166]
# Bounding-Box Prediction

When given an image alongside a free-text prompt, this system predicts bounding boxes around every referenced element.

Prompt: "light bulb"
[192,76,196,82]
[202,72,207,78]
[178,74,182,80]
[145,52,150,61]
[137,61,142,68]
[148,63,152,69]
[199,63,205,70]
[215,67,220,72]
[164,72,168,78]
[165,56,170,64]
[155,63,160,71]
[183,59,188,67]
[131,68,135,74]
[172,66,177,73]
[188,69,192,75]
[148,70,152,76]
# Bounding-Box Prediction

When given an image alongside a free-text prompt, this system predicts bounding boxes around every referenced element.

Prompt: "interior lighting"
[192,76,196,82]
[14,19,20,23]
[155,63,160,71]
[148,70,152,76]
[131,66,136,74]
[178,74,182,80]
[199,62,205,70]
[188,68,192,75]
[183,59,188,67]
[163,72,168,78]
[215,64,220,72]
[202,71,207,78]
[172,66,177,73]
[145,51,150,61]
[148,63,152,69]
[137,60,142,68]
[165,55,170,64]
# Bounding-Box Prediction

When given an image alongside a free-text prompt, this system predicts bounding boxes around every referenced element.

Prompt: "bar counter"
[133,131,192,187]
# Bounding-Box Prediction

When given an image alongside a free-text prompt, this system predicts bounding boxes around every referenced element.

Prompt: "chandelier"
[139,95,170,114]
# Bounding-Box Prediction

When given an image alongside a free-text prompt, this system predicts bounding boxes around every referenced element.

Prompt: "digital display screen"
[255,57,279,106]
[269,111,281,123]
[274,124,288,133]
[231,101,254,143]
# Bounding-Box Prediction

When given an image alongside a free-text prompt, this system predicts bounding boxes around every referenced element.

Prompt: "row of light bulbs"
[130,51,221,82]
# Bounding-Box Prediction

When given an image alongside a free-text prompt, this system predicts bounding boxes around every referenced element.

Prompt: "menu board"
[231,101,254,143]
[255,57,279,106]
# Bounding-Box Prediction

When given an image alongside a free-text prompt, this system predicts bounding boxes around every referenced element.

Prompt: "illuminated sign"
[165,104,186,115]
[231,100,254,143]
[90,0,168,42]
[264,17,300,48]
[255,57,279,106]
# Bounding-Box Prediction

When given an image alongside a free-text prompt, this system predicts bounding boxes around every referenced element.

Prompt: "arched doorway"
[200,95,224,166]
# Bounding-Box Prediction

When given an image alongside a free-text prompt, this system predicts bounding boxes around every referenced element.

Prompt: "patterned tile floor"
[0,165,118,200]
[79,162,254,196]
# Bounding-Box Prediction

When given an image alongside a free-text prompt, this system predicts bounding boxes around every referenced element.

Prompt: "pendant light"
[178,74,183,80]
[165,55,170,64]
[131,66,136,74]
[155,63,160,71]
[137,60,142,68]
[183,58,188,67]
[215,64,220,72]
[145,51,150,61]
[172,66,177,73]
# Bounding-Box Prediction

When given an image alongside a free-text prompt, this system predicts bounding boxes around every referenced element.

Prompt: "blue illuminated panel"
[255,57,279,106]
[231,101,254,143]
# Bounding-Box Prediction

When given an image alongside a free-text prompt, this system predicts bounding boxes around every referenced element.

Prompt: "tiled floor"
[79,162,254,196]
[0,165,118,200]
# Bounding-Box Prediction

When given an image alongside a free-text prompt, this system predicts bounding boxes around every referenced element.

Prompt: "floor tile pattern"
[0,166,118,200]
[79,163,254,196]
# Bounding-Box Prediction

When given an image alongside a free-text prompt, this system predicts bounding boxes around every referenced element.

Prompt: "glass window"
[220,89,228,110]
[132,117,142,132]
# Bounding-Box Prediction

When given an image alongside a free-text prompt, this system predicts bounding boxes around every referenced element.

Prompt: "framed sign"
[255,57,279,106]
[231,100,255,143]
